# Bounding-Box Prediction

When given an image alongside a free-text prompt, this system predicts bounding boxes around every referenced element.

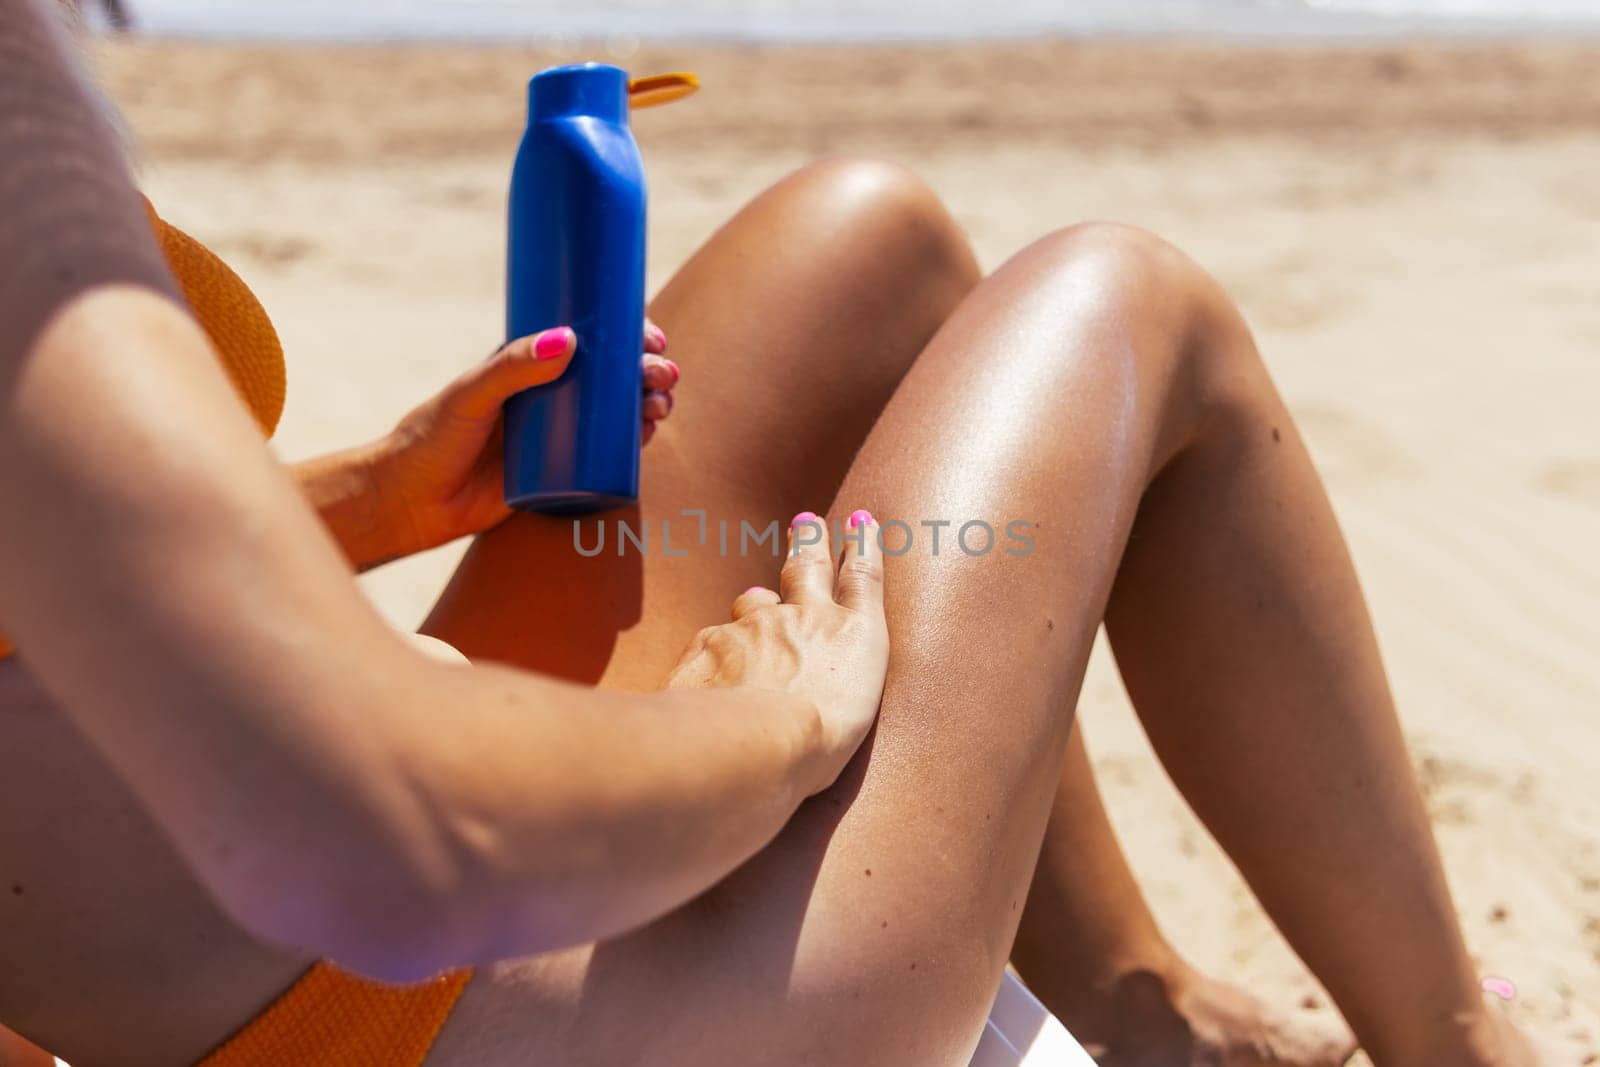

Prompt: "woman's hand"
[664,510,890,792]
[296,320,678,568]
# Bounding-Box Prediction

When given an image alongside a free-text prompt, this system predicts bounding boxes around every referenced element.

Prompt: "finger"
[731,584,782,621]
[834,509,885,617]
[642,420,657,447]
[447,327,575,420]
[779,510,834,605]
[460,440,514,529]
[644,319,668,354]
[641,354,680,392]
[642,389,673,422]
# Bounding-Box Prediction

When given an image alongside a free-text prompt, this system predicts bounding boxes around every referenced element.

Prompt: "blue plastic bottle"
[503,63,646,513]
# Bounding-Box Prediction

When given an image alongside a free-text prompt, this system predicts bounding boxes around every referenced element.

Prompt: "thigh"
[422,157,977,688]
[428,224,1216,1066]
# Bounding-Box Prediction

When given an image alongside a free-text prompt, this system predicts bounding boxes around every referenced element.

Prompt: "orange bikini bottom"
[197,962,472,1066]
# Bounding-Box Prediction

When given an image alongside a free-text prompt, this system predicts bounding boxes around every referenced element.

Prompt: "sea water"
[115,0,1600,42]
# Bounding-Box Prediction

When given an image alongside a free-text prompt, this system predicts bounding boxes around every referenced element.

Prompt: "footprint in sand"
[1288,403,1416,486]
[1416,752,1504,827]
[1229,253,1358,332]
[1537,460,1600,504]
[215,232,318,269]
[421,183,492,208]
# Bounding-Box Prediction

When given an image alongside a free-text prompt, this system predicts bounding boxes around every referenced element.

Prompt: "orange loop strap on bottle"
[627,72,700,109]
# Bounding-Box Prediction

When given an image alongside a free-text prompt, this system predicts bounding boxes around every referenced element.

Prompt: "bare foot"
[1077,965,1357,1067]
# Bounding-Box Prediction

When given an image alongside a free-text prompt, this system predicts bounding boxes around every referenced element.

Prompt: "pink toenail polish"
[847,509,874,529]
[535,327,574,360]
[791,511,819,528]
[1481,976,1516,1001]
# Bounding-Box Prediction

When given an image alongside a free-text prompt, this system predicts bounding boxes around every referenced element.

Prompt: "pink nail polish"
[790,511,819,529]
[1481,976,1516,1001]
[647,323,668,351]
[535,327,573,360]
[664,358,680,384]
[742,586,765,597]
[847,509,874,529]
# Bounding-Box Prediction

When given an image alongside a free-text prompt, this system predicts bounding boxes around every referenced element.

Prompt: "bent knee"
[1023,220,1263,393]
[1026,220,1201,298]
[778,157,980,291]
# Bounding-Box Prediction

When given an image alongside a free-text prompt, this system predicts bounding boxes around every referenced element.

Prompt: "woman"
[0,0,1547,1063]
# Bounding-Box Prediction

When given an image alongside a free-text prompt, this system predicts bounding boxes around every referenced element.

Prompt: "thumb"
[444,327,576,420]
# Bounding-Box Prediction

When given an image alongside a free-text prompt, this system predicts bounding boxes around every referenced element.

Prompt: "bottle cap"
[531,63,630,123]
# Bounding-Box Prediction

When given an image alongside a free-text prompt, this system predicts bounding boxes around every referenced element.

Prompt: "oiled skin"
[0,39,1535,1064]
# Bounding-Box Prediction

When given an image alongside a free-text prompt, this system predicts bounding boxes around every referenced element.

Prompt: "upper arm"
[0,287,446,938]
[0,1,451,946]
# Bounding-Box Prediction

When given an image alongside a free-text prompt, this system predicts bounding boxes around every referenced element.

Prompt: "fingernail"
[847,509,874,529]
[1481,976,1516,1001]
[742,586,765,597]
[535,327,574,360]
[647,322,668,351]
[664,358,680,384]
[790,511,819,529]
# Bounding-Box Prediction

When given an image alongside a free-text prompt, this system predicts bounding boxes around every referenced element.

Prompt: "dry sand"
[95,38,1600,1059]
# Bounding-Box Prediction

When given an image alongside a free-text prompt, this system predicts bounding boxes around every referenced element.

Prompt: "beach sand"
[97,38,1600,1059]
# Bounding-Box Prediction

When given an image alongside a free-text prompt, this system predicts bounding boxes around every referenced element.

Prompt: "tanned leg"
[1014,726,1357,1065]
[434,156,1350,1066]
[1089,260,1538,1065]
[422,153,1544,1062]
[426,220,1538,1065]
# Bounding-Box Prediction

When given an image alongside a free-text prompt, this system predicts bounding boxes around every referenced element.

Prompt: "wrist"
[294,437,410,570]
[783,692,838,798]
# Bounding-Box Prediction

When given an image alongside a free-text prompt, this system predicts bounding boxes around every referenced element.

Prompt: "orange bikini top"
[142,202,289,435]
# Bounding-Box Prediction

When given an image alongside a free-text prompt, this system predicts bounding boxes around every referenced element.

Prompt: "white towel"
[973,970,1097,1066]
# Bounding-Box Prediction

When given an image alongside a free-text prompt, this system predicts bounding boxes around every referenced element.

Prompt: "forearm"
[291,443,407,571]
[338,667,827,979]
